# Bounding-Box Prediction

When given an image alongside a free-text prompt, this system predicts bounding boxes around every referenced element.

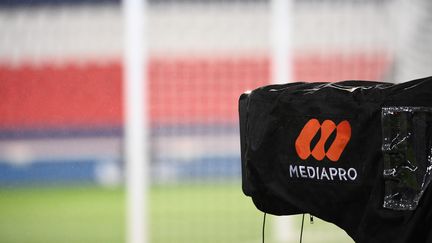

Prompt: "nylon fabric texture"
[239,76,432,243]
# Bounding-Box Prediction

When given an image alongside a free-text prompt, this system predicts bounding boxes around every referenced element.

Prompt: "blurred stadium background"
[0,0,430,242]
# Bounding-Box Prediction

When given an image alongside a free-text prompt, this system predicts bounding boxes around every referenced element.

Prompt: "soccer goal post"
[123,0,149,243]
[271,0,295,242]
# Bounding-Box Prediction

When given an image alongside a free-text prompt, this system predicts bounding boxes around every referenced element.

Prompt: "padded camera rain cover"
[239,77,432,243]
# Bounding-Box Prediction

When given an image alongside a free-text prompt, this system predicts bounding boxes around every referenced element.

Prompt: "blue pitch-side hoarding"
[0,125,241,186]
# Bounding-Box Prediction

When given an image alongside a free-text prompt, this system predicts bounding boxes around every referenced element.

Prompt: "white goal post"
[271,0,295,242]
[123,0,149,243]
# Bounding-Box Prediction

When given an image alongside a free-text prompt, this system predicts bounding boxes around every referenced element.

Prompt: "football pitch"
[0,183,353,243]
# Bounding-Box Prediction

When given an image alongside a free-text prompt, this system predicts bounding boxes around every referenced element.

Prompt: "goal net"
[0,0,431,242]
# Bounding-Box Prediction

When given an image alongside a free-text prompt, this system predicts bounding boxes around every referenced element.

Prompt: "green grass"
[0,183,353,243]
[0,186,124,243]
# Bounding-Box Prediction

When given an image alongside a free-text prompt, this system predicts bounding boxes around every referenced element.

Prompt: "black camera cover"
[239,76,432,243]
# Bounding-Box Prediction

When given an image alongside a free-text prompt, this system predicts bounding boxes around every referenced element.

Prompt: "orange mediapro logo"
[295,119,351,162]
